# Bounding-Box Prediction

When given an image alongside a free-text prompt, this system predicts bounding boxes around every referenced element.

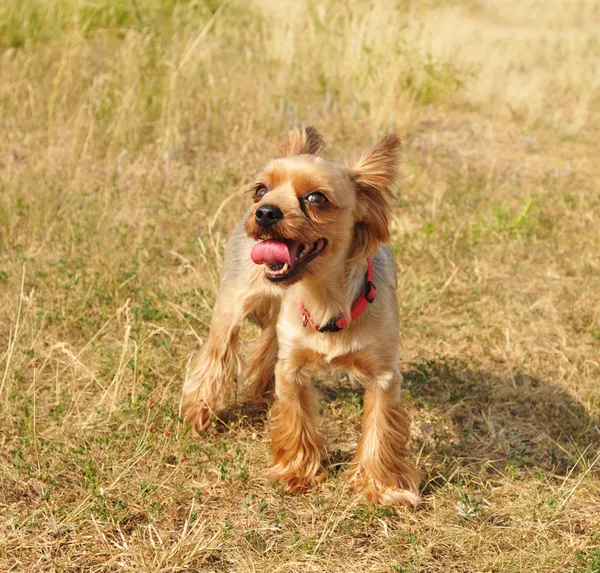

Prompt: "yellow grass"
[1,0,599,571]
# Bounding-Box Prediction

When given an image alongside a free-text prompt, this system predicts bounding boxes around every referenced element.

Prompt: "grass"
[1,0,600,571]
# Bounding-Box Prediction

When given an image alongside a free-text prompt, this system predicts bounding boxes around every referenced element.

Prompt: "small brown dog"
[183,127,421,505]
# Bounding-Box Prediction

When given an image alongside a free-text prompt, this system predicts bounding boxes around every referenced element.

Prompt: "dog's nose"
[255,204,283,228]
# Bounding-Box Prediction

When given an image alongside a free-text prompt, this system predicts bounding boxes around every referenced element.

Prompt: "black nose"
[255,204,283,228]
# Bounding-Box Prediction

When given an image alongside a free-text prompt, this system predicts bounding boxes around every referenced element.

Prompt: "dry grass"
[1,0,600,571]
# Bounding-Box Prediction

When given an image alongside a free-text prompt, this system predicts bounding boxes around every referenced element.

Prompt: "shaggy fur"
[183,127,421,506]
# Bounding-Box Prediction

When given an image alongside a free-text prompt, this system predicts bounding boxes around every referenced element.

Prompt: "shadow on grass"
[402,359,600,492]
[211,358,599,490]
[320,359,599,488]
[216,398,271,431]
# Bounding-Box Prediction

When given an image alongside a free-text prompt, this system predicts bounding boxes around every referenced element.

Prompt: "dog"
[183,127,421,506]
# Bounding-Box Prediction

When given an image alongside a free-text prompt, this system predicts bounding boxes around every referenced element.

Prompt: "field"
[1,0,600,571]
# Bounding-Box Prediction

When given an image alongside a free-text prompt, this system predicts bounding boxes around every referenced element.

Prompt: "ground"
[1,0,599,571]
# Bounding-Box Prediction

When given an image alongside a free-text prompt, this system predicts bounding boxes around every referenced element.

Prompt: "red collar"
[299,257,376,333]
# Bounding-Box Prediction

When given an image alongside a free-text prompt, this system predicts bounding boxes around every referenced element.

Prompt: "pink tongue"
[251,239,297,266]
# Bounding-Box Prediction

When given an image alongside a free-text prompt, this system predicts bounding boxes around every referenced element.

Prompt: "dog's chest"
[304,330,364,363]
[279,315,365,363]
[277,298,377,369]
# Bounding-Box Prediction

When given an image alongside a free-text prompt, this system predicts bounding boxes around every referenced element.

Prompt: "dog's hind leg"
[245,298,280,403]
[183,223,268,432]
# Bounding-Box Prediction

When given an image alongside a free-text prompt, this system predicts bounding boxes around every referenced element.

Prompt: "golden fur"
[183,127,421,506]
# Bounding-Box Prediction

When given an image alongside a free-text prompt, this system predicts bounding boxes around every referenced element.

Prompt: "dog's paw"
[351,479,422,506]
[267,466,327,493]
[182,398,214,434]
[344,467,421,507]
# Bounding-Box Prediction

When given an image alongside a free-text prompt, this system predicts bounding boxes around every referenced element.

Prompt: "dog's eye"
[253,185,269,202]
[306,192,327,206]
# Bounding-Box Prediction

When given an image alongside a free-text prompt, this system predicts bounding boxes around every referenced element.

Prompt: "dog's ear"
[347,134,399,261]
[278,126,325,157]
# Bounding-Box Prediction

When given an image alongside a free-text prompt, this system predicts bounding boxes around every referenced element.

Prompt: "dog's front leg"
[346,369,422,506]
[182,282,247,433]
[268,355,326,491]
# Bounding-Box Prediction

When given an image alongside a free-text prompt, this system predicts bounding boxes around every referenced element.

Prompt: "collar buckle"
[320,320,342,333]
[365,281,376,303]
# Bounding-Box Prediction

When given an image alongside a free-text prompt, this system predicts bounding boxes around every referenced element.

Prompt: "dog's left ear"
[278,126,325,157]
[347,134,399,261]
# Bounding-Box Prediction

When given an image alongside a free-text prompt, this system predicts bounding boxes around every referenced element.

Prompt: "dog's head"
[244,127,398,285]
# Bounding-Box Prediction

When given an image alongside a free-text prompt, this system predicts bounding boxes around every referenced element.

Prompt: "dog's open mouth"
[250,238,327,282]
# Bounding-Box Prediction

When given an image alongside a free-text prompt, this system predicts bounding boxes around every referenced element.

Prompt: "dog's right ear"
[278,126,325,157]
